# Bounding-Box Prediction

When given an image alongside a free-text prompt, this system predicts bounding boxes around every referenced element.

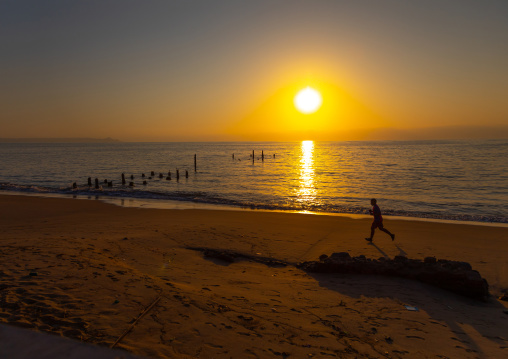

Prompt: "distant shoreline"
[1,138,507,144]
[0,137,120,143]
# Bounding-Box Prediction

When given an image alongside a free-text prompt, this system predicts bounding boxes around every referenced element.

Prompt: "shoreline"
[1,193,507,358]
[2,190,507,228]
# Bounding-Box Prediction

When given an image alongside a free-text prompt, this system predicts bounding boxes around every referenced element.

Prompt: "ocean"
[0,140,507,224]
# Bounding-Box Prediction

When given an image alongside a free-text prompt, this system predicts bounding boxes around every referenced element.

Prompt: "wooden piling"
[129,182,134,187]
[159,173,163,179]
[104,179,108,184]
[108,181,113,187]
[185,170,189,178]
[130,175,134,180]
[143,180,147,185]
[95,178,99,189]
[142,173,145,178]
[194,154,197,172]
[262,150,264,161]
[151,171,155,176]
[121,173,126,185]
[232,153,235,160]
[252,150,255,163]
[176,169,180,181]
[72,182,77,189]
[88,177,92,186]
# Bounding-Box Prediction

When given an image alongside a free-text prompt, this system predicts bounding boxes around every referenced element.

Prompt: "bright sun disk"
[294,87,322,114]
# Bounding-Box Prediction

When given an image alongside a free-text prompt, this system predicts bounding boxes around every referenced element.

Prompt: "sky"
[1,0,508,141]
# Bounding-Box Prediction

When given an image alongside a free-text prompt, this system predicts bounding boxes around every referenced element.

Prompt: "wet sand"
[0,194,507,358]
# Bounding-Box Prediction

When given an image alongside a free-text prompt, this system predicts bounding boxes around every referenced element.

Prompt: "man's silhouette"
[365,198,395,243]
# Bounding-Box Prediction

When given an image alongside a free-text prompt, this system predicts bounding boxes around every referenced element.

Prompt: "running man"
[365,198,395,243]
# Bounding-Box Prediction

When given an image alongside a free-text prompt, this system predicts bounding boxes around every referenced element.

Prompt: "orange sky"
[1,1,507,141]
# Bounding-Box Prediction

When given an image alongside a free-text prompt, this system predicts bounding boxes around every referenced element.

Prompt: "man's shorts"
[371,220,384,229]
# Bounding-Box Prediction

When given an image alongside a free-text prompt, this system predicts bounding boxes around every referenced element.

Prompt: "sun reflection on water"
[297,140,316,204]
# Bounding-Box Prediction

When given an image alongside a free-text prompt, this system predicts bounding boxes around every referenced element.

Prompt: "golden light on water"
[296,140,316,204]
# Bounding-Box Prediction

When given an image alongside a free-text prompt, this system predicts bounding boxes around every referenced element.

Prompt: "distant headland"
[0,137,120,143]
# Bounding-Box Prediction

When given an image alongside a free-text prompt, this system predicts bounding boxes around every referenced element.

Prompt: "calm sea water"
[0,140,507,223]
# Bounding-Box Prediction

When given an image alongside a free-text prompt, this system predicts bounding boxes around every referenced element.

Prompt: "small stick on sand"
[110,294,162,349]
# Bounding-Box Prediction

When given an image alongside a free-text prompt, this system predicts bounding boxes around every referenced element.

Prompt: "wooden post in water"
[142,173,145,178]
[252,150,255,163]
[95,178,99,189]
[72,182,77,189]
[143,180,147,185]
[262,150,264,161]
[129,182,134,187]
[176,169,180,181]
[232,153,235,160]
[194,154,197,172]
[104,179,108,184]
[185,170,189,178]
[151,171,155,176]
[88,177,92,186]
[121,173,126,185]
[108,181,113,187]
[130,175,134,180]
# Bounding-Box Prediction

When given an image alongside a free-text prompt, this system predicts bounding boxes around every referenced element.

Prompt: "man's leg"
[365,225,376,242]
[379,225,395,241]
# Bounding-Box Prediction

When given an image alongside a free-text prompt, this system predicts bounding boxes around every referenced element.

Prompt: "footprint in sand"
[405,327,426,333]
[63,329,83,339]
[106,274,119,282]
[7,319,35,329]
[393,350,410,354]
[429,320,447,327]
[204,343,223,349]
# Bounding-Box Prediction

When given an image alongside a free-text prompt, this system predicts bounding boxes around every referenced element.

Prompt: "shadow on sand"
[307,271,508,357]
[368,242,390,259]
[188,245,508,356]
[367,241,407,259]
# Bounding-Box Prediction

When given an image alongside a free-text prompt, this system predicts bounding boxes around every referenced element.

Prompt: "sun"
[294,87,322,114]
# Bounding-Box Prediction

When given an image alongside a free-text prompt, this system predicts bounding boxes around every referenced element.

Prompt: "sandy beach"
[0,194,507,358]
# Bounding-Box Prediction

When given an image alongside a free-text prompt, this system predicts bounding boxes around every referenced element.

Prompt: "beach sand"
[0,194,507,358]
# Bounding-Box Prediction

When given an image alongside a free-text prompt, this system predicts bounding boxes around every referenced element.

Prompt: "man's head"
[371,198,377,205]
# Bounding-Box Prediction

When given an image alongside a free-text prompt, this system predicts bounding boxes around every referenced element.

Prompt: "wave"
[1,182,506,224]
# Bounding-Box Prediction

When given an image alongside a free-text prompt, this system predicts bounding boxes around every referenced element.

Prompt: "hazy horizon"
[2,1,507,141]
[2,124,508,143]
